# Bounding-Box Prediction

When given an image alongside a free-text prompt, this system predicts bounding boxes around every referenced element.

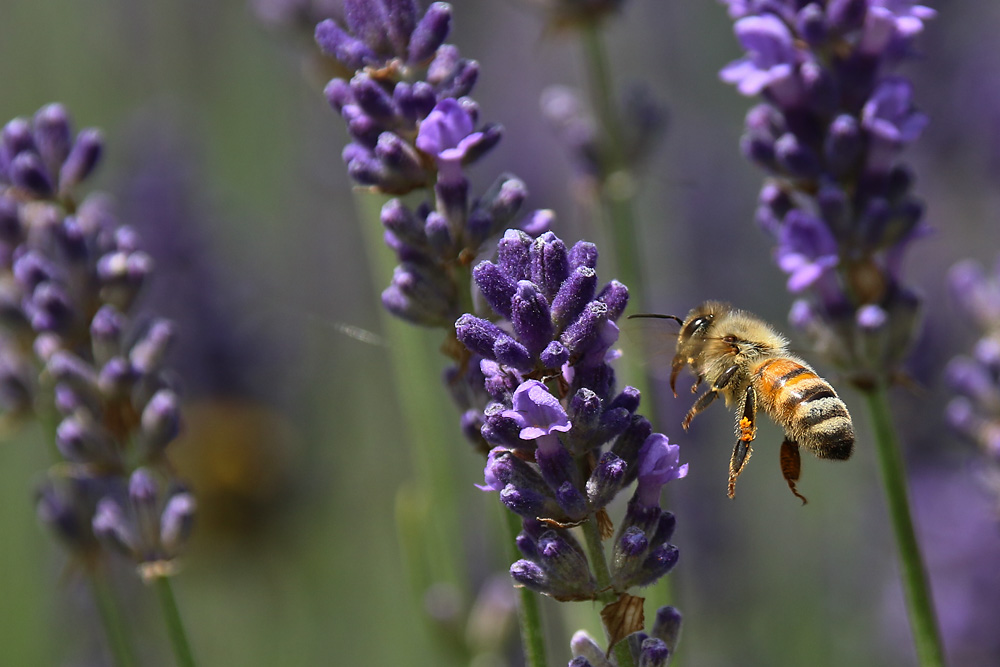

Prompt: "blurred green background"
[2,1,999,666]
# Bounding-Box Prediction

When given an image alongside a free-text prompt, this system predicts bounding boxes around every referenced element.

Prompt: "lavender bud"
[529,529,597,599]
[26,281,74,332]
[796,3,828,45]
[639,638,671,667]
[130,319,175,376]
[56,414,117,465]
[315,19,375,70]
[9,151,54,197]
[510,559,547,591]
[408,2,451,64]
[479,176,527,238]
[59,128,103,192]
[511,280,554,356]
[825,114,863,178]
[570,632,611,667]
[92,496,135,556]
[612,416,653,485]
[560,301,608,357]
[32,103,72,176]
[539,340,568,368]
[382,0,419,56]
[651,605,683,646]
[455,314,510,360]
[343,0,392,56]
[827,0,867,32]
[2,117,36,157]
[493,335,533,372]
[596,280,629,321]
[775,133,821,179]
[47,351,101,408]
[98,356,136,400]
[568,241,598,270]
[394,81,437,124]
[159,491,196,553]
[140,389,181,459]
[481,406,523,448]
[531,232,570,301]
[375,132,426,183]
[383,262,455,326]
[496,229,533,282]
[472,261,516,320]
[587,451,628,509]
[423,212,452,255]
[380,198,424,248]
[91,304,125,366]
[324,78,353,114]
[350,74,398,124]
[551,266,597,330]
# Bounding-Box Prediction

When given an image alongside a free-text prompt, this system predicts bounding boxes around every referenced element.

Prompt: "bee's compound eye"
[689,316,712,335]
[723,335,737,344]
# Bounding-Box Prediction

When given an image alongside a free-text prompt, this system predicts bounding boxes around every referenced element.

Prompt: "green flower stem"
[862,385,945,667]
[579,21,644,308]
[353,193,464,590]
[579,513,636,667]
[153,576,197,667]
[88,569,138,667]
[502,509,549,667]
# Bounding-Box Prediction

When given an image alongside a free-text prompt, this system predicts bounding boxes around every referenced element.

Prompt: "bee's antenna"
[628,313,684,325]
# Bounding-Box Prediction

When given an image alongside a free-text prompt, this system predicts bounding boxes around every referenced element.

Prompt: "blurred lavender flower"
[540,84,667,189]
[946,258,1000,510]
[116,116,300,543]
[523,0,628,29]
[720,0,934,385]
[0,103,194,574]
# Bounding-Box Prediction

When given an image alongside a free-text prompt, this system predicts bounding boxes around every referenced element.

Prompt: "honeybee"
[632,301,854,502]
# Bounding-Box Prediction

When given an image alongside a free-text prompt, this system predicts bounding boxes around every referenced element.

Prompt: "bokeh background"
[1,1,999,665]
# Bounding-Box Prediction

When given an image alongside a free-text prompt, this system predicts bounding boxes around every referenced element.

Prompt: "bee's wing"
[622,314,681,382]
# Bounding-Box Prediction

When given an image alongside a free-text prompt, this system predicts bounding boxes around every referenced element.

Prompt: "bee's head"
[678,301,730,345]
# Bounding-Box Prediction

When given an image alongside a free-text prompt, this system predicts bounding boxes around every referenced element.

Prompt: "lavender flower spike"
[721,1,934,382]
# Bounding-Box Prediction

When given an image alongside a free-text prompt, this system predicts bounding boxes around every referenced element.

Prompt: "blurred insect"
[630,301,854,502]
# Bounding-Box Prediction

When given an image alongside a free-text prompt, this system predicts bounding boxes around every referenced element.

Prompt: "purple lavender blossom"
[0,104,194,576]
[946,257,1000,509]
[720,0,933,382]
[92,468,196,581]
[635,433,688,508]
[457,228,683,601]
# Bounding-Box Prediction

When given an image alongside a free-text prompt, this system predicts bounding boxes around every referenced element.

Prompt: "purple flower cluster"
[315,1,550,327]
[946,258,1000,508]
[570,605,682,667]
[457,229,686,601]
[720,1,934,383]
[0,104,194,577]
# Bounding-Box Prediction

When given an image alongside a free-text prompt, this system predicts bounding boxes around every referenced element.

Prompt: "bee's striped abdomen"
[753,358,854,460]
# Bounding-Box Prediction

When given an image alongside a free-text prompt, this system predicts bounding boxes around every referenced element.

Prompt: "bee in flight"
[631,301,854,502]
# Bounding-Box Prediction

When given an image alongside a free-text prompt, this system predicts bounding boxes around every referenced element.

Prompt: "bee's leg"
[681,389,717,429]
[780,438,808,505]
[728,384,757,498]
[681,363,739,429]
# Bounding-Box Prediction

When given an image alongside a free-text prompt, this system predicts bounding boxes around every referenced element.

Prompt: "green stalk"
[578,21,644,307]
[862,385,945,667]
[353,193,464,591]
[502,509,549,667]
[152,576,197,667]
[579,514,636,667]
[88,569,139,667]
